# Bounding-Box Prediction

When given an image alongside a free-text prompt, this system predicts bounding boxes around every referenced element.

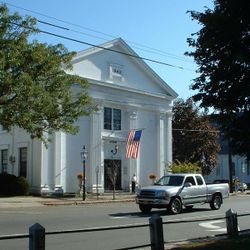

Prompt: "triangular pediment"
[71,38,178,100]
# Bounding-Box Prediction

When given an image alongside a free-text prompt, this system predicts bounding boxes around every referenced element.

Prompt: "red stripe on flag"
[126,129,142,159]
[126,130,135,158]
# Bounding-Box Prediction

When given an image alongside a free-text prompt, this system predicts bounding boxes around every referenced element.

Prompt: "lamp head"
[81,145,88,159]
[111,144,118,156]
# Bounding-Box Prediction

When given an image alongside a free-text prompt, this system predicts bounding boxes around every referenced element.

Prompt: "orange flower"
[77,172,84,179]
[148,173,157,180]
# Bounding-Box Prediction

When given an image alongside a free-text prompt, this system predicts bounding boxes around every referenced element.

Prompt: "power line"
[11,21,187,70]
[173,128,219,133]
[37,20,70,31]
[37,19,194,67]
[4,1,194,65]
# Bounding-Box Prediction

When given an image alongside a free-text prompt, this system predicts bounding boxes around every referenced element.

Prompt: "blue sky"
[2,0,213,99]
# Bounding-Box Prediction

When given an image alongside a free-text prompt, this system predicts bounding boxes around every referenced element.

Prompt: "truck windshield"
[155,176,184,186]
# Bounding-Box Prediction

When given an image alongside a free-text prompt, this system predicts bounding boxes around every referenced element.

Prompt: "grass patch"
[171,235,250,249]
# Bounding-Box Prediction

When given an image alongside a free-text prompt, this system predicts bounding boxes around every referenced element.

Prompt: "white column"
[157,113,165,178]
[165,111,173,172]
[47,135,55,191]
[90,109,102,192]
[31,139,43,193]
[40,133,53,191]
[54,132,66,192]
[99,139,104,192]
[128,111,138,189]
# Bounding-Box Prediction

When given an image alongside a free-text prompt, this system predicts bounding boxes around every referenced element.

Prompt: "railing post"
[226,209,238,237]
[149,214,164,250]
[29,223,45,250]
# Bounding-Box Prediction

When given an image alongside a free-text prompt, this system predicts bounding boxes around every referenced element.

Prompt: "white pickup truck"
[136,174,229,214]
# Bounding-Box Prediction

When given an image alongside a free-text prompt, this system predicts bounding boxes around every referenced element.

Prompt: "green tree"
[172,99,220,175]
[0,4,94,143]
[186,0,250,159]
[169,160,201,174]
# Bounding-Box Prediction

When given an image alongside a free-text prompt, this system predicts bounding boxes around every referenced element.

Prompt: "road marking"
[199,220,226,232]
[111,215,144,219]
[111,216,125,219]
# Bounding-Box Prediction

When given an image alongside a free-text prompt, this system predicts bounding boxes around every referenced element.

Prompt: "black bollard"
[149,214,164,250]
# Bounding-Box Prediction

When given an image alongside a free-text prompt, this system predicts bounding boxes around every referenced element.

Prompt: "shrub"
[0,173,30,196]
[16,176,30,195]
[167,160,201,174]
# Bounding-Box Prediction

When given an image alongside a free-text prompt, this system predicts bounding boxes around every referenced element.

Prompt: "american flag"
[126,129,142,159]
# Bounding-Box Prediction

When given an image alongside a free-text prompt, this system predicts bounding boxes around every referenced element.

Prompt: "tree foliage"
[168,160,201,174]
[172,99,220,175]
[0,4,94,143]
[186,0,250,158]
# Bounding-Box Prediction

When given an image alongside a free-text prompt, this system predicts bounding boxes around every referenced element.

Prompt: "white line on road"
[199,220,227,232]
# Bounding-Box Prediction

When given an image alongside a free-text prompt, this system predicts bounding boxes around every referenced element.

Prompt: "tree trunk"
[113,184,116,200]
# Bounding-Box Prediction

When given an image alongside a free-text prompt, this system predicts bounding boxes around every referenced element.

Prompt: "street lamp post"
[80,145,88,201]
[111,144,118,200]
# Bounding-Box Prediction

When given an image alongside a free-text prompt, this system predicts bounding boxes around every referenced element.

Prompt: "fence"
[0,209,250,250]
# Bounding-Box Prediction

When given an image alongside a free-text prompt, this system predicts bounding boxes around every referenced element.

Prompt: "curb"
[0,195,136,208]
[41,198,135,206]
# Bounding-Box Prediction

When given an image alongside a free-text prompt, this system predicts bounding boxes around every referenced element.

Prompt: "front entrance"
[104,159,122,191]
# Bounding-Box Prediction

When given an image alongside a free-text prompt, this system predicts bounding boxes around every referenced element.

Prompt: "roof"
[72,38,178,100]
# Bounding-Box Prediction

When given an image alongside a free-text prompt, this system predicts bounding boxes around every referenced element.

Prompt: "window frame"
[195,176,204,185]
[103,107,121,131]
[1,149,8,173]
[185,176,196,186]
[19,147,27,178]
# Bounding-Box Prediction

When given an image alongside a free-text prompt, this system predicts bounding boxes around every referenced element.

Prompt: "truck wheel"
[139,204,152,213]
[169,198,182,214]
[210,194,222,210]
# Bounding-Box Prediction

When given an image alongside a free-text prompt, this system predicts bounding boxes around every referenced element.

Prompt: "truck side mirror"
[184,182,192,187]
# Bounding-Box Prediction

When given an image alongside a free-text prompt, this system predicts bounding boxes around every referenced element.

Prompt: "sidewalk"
[0,193,136,208]
[1,191,249,209]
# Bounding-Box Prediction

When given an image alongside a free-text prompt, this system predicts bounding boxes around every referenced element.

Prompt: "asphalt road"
[0,195,250,250]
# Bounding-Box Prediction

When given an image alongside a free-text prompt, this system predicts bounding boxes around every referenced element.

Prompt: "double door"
[104,159,121,191]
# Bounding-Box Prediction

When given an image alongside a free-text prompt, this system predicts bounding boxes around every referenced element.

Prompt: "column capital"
[159,113,166,120]
[157,111,172,119]
[95,105,103,114]
[129,110,138,120]
[166,111,173,118]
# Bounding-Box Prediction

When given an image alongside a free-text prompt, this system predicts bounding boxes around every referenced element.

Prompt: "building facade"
[0,38,178,194]
[205,135,250,186]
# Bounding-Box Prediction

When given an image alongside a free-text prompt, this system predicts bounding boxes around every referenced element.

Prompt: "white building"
[0,38,178,194]
[205,138,250,186]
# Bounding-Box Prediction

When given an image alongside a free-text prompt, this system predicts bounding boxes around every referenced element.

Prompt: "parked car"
[136,174,229,214]
[238,183,248,192]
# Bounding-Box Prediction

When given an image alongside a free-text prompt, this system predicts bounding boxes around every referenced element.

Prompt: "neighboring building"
[0,38,178,194]
[205,133,250,186]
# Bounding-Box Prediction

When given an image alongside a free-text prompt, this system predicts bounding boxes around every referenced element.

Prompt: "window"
[216,164,220,176]
[104,107,121,130]
[1,149,8,173]
[195,176,204,185]
[19,147,27,178]
[113,109,121,130]
[104,107,112,130]
[0,125,7,131]
[247,160,250,176]
[185,176,196,185]
[156,176,184,186]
